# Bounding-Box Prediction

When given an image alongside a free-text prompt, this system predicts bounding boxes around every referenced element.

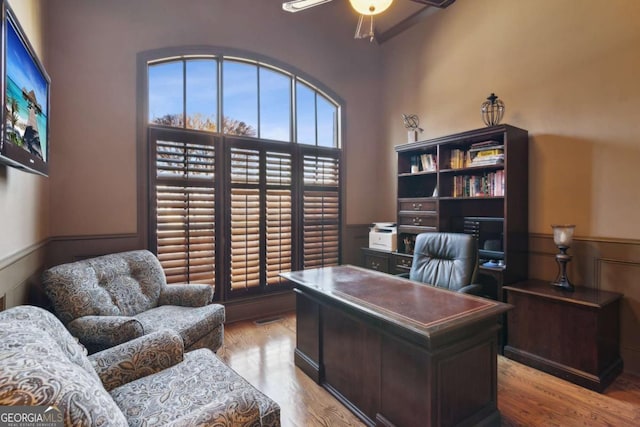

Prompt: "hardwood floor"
[218,312,640,426]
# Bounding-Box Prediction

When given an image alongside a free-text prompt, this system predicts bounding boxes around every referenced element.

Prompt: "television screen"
[0,2,50,176]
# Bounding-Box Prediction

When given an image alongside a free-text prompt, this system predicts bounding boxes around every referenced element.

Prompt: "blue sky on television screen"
[6,18,48,117]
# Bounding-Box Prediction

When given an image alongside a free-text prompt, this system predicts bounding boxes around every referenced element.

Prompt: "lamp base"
[551,249,574,291]
[550,279,574,292]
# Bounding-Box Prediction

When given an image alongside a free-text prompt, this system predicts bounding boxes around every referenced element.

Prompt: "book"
[468,144,504,153]
[420,153,437,172]
[450,149,465,169]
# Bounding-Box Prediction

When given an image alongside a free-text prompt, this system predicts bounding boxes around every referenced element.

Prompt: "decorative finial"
[480,93,505,127]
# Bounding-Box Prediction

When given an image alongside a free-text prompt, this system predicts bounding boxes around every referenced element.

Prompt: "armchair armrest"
[68,315,144,353]
[159,283,214,307]
[89,329,184,391]
[457,283,485,296]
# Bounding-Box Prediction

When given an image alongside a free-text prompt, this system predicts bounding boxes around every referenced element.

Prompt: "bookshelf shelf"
[398,170,437,177]
[438,196,505,201]
[440,164,504,174]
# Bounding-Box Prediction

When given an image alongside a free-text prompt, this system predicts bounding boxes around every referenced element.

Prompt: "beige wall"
[45,0,388,240]
[381,0,640,240]
[0,0,48,308]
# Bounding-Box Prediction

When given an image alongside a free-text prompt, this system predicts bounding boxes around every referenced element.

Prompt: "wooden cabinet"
[503,280,623,392]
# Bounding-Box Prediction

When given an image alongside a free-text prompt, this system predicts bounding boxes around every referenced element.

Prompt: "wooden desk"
[281,265,510,427]
[504,280,623,392]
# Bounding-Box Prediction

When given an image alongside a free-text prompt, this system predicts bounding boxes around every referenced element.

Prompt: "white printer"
[369,222,397,251]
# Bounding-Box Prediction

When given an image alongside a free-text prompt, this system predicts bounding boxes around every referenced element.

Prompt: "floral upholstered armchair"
[42,249,225,354]
[0,305,280,426]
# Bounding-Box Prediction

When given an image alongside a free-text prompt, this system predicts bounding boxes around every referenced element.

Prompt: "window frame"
[139,46,345,302]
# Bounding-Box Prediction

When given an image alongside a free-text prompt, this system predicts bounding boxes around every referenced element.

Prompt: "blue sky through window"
[223,60,258,134]
[259,67,290,142]
[186,59,217,130]
[296,82,315,145]
[148,57,338,147]
[148,61,183,125]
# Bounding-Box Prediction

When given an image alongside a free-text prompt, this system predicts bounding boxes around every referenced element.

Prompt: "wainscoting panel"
[599,259,640,374]
[46,233,144,267]
[529,234,640,374]
[0,242,47,310]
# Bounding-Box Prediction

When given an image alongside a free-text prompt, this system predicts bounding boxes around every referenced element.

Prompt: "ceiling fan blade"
[410,0,456,7]
[282,0,333,13]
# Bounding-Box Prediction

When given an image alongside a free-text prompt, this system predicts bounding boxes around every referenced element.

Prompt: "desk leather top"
[281,265,510,337]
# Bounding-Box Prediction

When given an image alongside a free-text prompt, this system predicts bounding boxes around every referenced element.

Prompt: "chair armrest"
[68,316,144,353]
[159,284,214,307]
[457,283,485,296]
[89,329,184,391]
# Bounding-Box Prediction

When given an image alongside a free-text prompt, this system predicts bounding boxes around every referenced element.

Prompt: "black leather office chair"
[408,232,484,295]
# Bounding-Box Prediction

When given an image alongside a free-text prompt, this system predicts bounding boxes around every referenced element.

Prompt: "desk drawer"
[392,253,413,275]
[398,198,436,212]
[362,249,390,273]
[398,212,437,228]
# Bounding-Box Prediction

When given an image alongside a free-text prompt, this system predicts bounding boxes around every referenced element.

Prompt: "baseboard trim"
[224,291,295,323]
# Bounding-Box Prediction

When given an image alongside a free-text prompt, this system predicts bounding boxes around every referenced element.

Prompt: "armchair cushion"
[134,304,225,350]
[90,329,184,391]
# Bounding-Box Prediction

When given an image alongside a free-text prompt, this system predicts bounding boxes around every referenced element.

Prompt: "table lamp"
[551,224,576,291]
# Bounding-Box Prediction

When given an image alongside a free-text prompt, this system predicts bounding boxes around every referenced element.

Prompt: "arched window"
[148,56,340,147]
[145,52,342,301]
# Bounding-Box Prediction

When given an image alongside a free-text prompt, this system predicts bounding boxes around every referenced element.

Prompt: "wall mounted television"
[0,1,50,176]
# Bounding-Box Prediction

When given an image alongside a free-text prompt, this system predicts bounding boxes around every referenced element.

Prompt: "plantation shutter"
[150,128,217,286]
[266,151,292,286]
[230,147,261,290]
[229,145,293,291]
[302,150,341,268]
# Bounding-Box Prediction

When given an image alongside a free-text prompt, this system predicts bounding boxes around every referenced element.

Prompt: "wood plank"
[219,312,640,427]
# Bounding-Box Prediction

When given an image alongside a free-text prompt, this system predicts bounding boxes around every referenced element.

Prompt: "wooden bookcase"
[362,124,528,299]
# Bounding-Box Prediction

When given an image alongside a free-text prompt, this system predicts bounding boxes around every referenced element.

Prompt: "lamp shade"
[349,0,393,15]
[551,224,575,247]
